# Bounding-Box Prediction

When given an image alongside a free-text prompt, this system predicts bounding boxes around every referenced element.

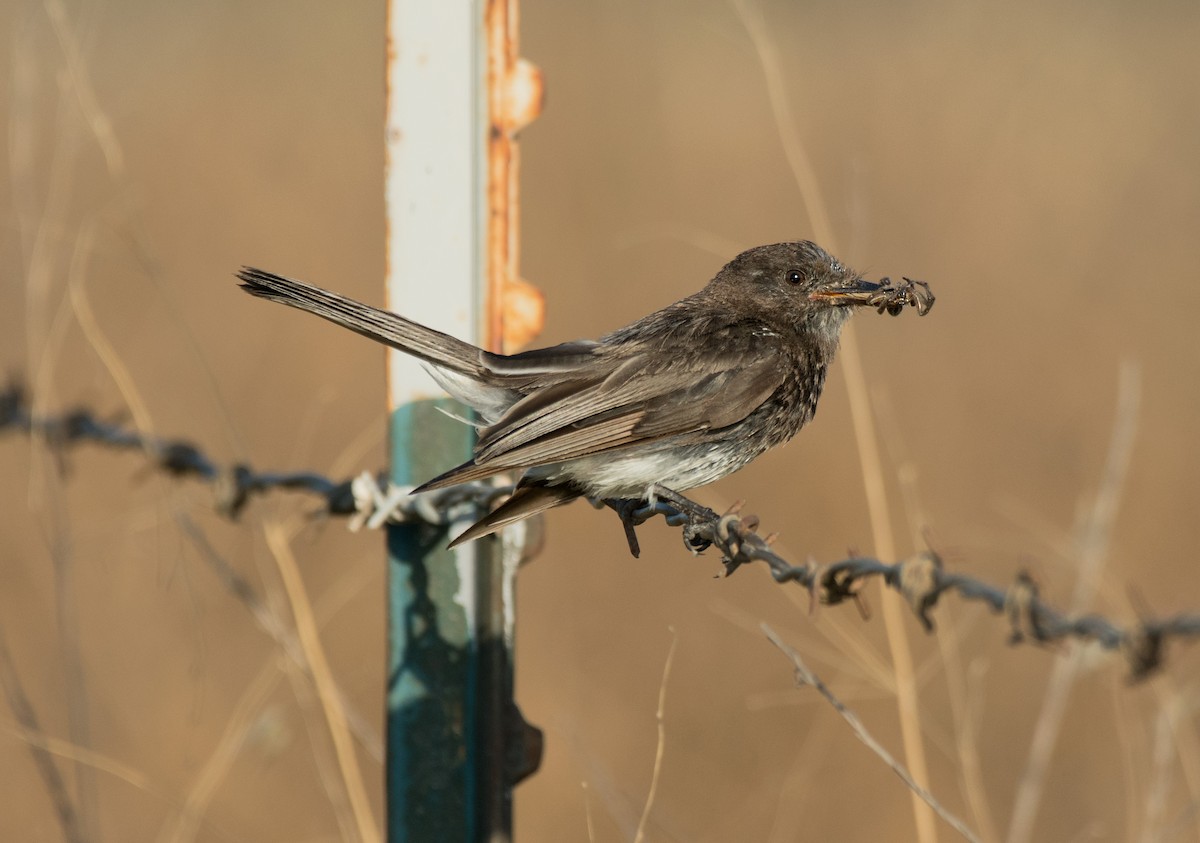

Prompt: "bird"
[238,241,931,547]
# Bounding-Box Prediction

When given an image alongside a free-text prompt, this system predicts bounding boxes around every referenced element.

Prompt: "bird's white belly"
[528,440,762,499]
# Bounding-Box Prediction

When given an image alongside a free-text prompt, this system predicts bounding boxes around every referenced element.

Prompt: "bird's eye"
[785,269,804,285]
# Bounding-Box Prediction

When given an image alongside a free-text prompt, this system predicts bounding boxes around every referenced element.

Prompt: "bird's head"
[711,241,931,345]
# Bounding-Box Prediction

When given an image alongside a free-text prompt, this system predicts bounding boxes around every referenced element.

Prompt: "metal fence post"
[384,2,542,840]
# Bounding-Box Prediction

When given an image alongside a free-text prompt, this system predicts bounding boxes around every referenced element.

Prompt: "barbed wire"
[610,490,1200,680]
[0,381,505,528]
[4,382,1198,679]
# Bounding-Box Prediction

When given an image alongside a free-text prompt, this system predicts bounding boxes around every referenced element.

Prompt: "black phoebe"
[239,241,932,545]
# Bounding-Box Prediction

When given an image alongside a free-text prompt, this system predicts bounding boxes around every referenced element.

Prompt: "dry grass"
[3,1,1200,841]
[735,1,936,837]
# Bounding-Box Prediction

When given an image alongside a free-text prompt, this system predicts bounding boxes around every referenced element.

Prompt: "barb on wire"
[611,490,1200,681]
[5,381,1200,678]
[0,381,506,528]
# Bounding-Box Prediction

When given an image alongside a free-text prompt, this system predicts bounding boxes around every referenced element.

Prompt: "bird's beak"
[807,276,886,307]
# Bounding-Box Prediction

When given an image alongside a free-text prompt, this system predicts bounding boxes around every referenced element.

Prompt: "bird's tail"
[238,267,485,377]
[448,484,580,547]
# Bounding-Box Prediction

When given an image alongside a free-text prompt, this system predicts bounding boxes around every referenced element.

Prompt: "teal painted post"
[387,402,474,840]
[388,401,511,840]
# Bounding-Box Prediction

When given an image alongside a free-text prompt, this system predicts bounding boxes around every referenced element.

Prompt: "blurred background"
[2,0,1200,840]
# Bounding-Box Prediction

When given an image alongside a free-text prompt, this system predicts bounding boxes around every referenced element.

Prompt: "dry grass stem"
[157,660,284,843]
[734,1,935,836]
[886,395,1000,842]
[263,522,381,843]
[1006,362,1140,843]
[634,628,679,843]
[582,781,597,843]
[0,625,85,843]
[178,513,382,760]
[14,13,139,833]
[1141,701,1178,843]
[43,0,125,176]
[961,661,1001,843]
[68,220,158,437]
[764,624,980,843]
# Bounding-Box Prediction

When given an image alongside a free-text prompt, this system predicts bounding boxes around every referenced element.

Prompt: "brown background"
[2,1,1200,841]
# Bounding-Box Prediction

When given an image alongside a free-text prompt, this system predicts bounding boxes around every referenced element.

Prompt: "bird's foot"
[645,485,718,554]
[604,487,719,557]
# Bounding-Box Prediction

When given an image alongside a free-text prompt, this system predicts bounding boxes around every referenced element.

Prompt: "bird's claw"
[605,487,719,558]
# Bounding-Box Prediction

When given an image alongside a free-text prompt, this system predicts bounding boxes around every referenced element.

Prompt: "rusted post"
[384,2,543,840]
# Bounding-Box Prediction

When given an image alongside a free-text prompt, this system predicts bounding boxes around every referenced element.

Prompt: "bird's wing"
[416,327,787,490]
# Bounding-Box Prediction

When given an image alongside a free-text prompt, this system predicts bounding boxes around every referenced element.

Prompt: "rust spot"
[506,58,545,134]
[502,277,545,353]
